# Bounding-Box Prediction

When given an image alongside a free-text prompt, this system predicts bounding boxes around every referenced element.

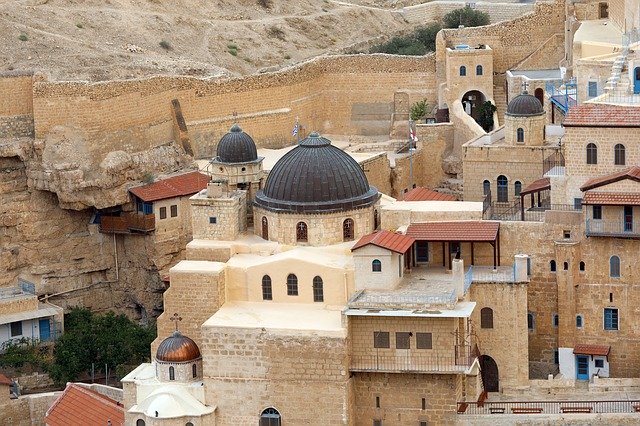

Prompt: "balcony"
[586,219,640,239]
[99,213,155,234]
[350,346,476,374]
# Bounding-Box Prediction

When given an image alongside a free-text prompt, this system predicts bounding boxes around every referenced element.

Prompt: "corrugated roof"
[583,192,640,205]
[406,221,499,242]
[401,187,456,202]
[0,374,12,386]
[520,177,550,196]
[564,104,640,127]
[580,166,640,191]
[45,384,124,426]
[573,344,610,357]
[351,230,415,254]
[129,171,209,202]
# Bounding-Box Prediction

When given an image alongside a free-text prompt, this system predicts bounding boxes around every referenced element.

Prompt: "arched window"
[563,261,568,271]
[614,143,626,165]
[169,366,175,381]
[483,180,490,196]
[579,261,585,272]
[287,273,298,296]
[460,66,467,76]
[192,363,197,378]
[296,222,308,242]
[610,255,620,278]
[497,175,508,202]
[313,276,324,302]
[514,181,522,197]
[186,423,194,426]
[343,218,354,241]
[262,216,269,240]
[553,314,559,327]
[262,275,273,300]
[576,315,583,328]
[372,259,382,272]
[527,312,535,330]
[480,307,493,329]
[260,407,281,426]
[516,127,524,143]
[476,65,483,75]
[136,420,146,426]
[534,87,544,105]
[586,143,598,164]
[550,260,556,272]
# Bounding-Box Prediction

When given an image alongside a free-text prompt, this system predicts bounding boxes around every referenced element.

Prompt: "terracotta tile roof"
[580,166,640,191]
[564,104,640,127]
[520,177,550,196]
[583,192,640,205]
[45,384,125,426]
[129,171,209,202]
[405,221,499,242]
[0,373,12,386]
[351,230,415,254]
[574,344,610,357]
[401,187,457,201]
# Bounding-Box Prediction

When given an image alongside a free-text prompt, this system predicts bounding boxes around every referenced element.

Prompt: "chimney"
[206,181,225,198]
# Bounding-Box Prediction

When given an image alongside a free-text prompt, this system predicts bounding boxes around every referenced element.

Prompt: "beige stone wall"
[445,47,495,106]
[470,282,529,389]
[504,114,545,146]
[0,72,33,116]
[253,204,376,246]
[360,153,393,197]
[352,372,460,426]
[511,33,565,71]
[353,245,403,291]
[201,325,350,425]
[190,191,246,241]
[0,294,38,315]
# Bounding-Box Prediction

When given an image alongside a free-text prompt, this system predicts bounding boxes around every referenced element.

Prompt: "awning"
[574,344,610,357]
[406,221,499,242]
[583,192,640,206]
[520,177,550,196]
[0,304,62,325]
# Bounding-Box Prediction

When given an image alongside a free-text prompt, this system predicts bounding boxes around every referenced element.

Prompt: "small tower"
[505,89,545,146]
[209,124,264,225]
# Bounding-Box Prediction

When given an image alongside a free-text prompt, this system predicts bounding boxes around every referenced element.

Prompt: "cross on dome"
[170,312,183,331]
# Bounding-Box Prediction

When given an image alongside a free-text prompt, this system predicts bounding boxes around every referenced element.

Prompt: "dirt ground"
[0,0,418,81]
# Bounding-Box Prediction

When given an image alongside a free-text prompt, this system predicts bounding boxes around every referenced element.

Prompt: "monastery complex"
[4,0,640,424]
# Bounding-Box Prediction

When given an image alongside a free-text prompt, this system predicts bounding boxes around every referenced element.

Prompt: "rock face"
[1,117,193,317]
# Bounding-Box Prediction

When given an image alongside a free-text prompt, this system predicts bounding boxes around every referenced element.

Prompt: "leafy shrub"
[159,40,171,50]
[18,34,28,42]
[443,6,490,29]
[370,36,426,56]
[267,26,286,41]
[410,99,429,121]
[476,101,497,132]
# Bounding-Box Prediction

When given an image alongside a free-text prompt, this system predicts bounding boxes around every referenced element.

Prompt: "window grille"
[373,331,390,348]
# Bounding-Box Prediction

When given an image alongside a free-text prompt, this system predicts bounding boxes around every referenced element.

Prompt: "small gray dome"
[254,132,379,213]
[215,124,258,163]
[506,92,544,117]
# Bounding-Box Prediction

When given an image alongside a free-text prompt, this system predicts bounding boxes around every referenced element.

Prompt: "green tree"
[414,23,442,52]
[443,6,490,29]
[48,307,155,385]
[410,99,429,121]
[476,101,497,132]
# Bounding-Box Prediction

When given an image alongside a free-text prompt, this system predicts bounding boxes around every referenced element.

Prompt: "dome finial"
[230,123,242,132]
[521,80,529,95]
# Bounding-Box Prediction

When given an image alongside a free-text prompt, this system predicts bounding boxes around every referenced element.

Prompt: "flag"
[409,127,418,142]
[292,122,299,136]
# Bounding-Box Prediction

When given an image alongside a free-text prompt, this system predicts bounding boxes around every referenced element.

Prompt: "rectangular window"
[593,205,602,220]
[10,321,22,337]
[554,350,559,364]
[159,207,167,219]
[574,198,583,210]
[209,217,217,224]
[396,332,411,349]
[604,308,619,330]
[588,81,598,98]
[416,332,433,349]
[373,331,390,348]
[421,398,427,410]
[419,422,428,426]
[170,204,178,217]
[595,359,604,368]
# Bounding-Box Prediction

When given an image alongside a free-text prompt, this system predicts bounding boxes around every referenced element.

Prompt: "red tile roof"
[580,166,640,191]
[0,374,12,386]
[406,221,500,242]
[129,171,209,202]
[564,104,640,127]
[401,187,456,201]
[574,344,610,357]
[520,177,550,196]
[351,230,415,254]
[583,192,640,205]
[45,384,125,426]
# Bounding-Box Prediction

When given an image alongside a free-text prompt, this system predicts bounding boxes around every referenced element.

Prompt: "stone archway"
[461,90,486,121]
[479,355,499,392]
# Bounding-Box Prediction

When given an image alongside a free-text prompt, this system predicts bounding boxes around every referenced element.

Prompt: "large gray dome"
[215,124,258,163]
[506,92,544,117]
[254,133,379,213]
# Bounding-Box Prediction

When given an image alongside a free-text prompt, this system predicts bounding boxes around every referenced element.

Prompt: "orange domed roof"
[155,331,201,362]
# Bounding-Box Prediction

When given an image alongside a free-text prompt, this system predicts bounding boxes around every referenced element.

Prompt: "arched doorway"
[534,88,544,105]
[461,90,486,121]
[479,355,499,392]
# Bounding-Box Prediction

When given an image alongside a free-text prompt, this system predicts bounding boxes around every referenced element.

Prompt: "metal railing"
[352,349,475,373]
[457,399,640,415]
[586,219,640,238]
[349,289,458,309]
[546,79,577,113]
[543,151,565,176]
[493,202,580,222]
[0,282,36,300]
[464,267,473,293]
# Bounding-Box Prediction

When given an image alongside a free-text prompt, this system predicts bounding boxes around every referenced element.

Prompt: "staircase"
[605,49,629,94]
[492,84,508,127]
